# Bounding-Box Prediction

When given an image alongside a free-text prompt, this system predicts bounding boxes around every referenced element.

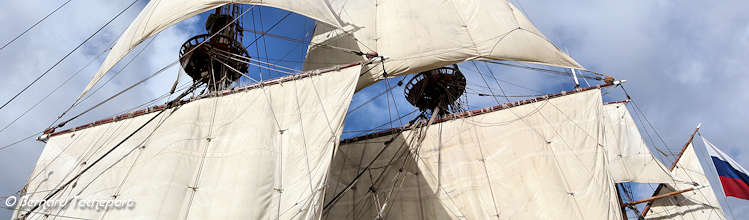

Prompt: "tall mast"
[639,123,702,217]
[616,183,628,220]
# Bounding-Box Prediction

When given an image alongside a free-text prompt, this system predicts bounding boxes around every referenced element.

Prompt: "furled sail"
[643,142,727,219]
[81,0,583,98]
[602,102,673,183]
[15,66,361,219]
[325,88,623,219]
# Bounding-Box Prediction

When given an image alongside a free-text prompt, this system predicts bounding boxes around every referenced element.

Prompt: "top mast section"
[179,4,250,91]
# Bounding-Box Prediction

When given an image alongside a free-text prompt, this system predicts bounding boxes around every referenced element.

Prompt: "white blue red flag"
[704,136,749,200]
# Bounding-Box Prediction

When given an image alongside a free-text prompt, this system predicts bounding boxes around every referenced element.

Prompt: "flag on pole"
[704,136,749,200]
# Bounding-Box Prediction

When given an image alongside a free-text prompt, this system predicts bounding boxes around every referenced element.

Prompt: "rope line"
[53,4,256,127]
[0,46,110,134]
[55,60,179,128]
[22,82,201,217]
[0,0,74,51]
[482,60,604,80]
[76,34,160,106]
[0,131,43,152]
[182,61,222,218]
[243,28,365,56]
[473,60,590,217]
[4,206,92,220]
[0,0,140,112]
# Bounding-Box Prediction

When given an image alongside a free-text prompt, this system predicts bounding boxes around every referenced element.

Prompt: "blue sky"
[1,0,748,219]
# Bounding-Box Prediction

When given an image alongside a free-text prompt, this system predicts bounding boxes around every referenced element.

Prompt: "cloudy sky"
[1,0,748,219]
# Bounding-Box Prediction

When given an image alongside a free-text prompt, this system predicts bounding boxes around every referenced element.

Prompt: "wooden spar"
[639,123,702,217]
[669,123,702,170]
[615,183,628,220]
[604,99,630,105]
[341,81,620,144]
[624,187,699,207]
[42,60,369,138]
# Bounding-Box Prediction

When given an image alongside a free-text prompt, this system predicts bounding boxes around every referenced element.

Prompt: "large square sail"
[15,65,361,219]
[325,88,623,219]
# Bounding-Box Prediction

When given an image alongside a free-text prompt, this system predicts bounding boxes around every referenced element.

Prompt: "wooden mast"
[638,123,701,217]
[616,183,628,220]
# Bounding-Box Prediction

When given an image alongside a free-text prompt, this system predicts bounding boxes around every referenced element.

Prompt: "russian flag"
[704,137,749,200]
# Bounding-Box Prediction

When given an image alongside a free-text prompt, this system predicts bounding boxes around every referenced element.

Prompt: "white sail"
[15,66,360,219]
[602,102,673,183]
[81,0,583,98]
[324,133,454,219]
[325,89,623,219]
[643,142,727,219]
[305,0,584,90]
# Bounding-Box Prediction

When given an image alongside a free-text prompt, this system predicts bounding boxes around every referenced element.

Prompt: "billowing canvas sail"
[14,66,360,219]
[81,0,583,98]
[602,102,672,183]
[325,89,623,219]
[305,0,584,90]
[324,132,454,219]
[643,142,726,219]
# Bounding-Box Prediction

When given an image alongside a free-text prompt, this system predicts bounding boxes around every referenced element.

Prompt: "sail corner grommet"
[37,134,50,143]
[365,51,379,58]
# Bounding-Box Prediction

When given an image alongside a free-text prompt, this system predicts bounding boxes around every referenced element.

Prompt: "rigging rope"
[0,0,74,51]
[53,4,256,127]
[0,131,43,152]
[22,82,201,217]
[482,60,605,80]
[472,61,501,105]
[620,86,721,219]
[379,124,437,218]
[324,108,442,214]
[0,46,111,134]
[322,130,410,211]
[619,85,675,158]
[471,126,502,218]
[243,28,365,56]
[473,60,591,217]
[214,49,299,73]
[54,60,180,128]
[34,88,181,219]
[343,110,418,135]
[87,114,168,219]
[0,0,140,112]
[250,7,264,78]
[14,81,192,203]
[4,206,92,220]
[346,83,399,116]
[76,34,160,106]
[257,7,275,78]
[183,60,222,218]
